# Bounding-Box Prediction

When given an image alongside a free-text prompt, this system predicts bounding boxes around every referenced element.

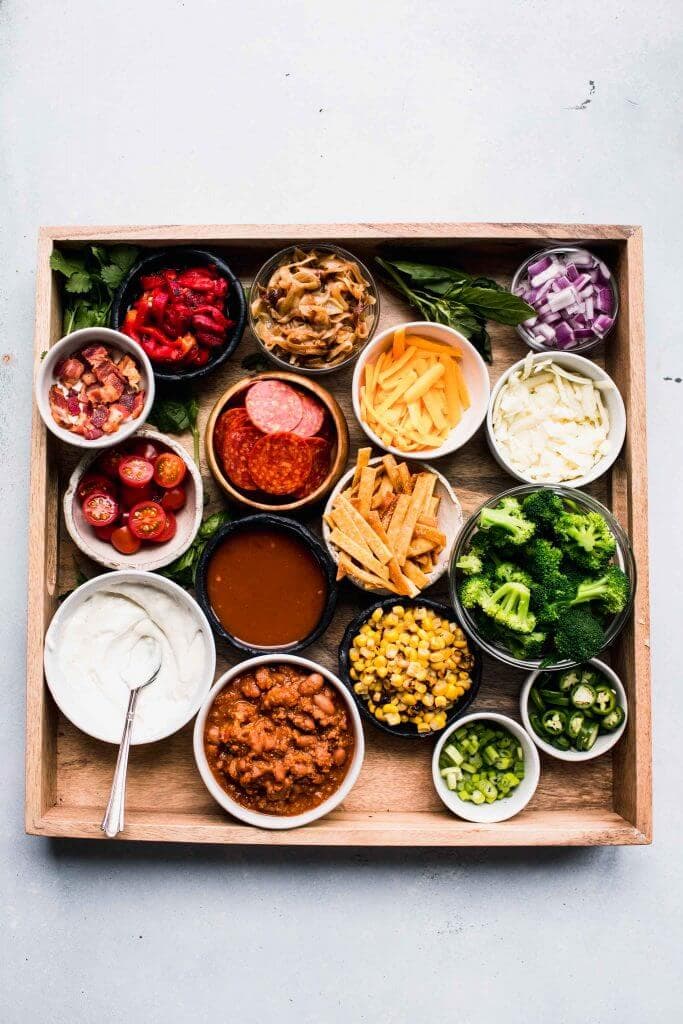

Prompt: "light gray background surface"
[1,1,681,1021]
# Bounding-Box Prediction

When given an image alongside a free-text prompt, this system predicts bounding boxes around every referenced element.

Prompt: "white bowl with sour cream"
[44,570,216,744]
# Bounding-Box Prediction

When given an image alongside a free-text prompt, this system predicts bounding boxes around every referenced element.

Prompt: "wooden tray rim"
[25,223,652,847]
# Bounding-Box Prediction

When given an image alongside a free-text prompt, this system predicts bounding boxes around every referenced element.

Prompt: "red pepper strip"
[140,274,165,290]
[191,314,224,335]
[151,289,169,322]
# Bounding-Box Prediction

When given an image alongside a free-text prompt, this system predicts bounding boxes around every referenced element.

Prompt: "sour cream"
[45,576,215,744]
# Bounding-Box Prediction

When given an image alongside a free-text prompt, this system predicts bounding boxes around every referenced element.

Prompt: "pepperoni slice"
[245,381,303,434]
[293,438,331,498]
[214,406,249,454]
[247,433,314,495]
[292,392,326,437]
[223,425,263,491]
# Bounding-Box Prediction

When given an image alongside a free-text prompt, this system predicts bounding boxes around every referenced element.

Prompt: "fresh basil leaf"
[386,260,472,286]
[64,270,93,294]
[457,286,535,326]
[199,511,231,539]
[148,398,192,434]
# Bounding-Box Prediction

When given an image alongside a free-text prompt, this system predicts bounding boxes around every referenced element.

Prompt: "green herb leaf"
[64,270,93,294]
[148,386,201,463]
[158,510,231,588]
[50,250,86,278]
[456,286,535,326]
[107,245,139,274]
[100,264,125,289]
[388,260,472,286]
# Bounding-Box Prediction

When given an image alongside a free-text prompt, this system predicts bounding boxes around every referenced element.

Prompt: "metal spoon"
[101,636,161,839]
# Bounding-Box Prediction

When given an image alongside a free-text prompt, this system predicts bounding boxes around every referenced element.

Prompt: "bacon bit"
[93,358,121,384]
[81,345,109,366]
[118,390,136,411]
[59,357,85,383]
[83,426,104,440]
[81,371,96,385]
[91,405,109,428]
[102,407,125,433]
[67,395,81,416]
[117,354,141,388]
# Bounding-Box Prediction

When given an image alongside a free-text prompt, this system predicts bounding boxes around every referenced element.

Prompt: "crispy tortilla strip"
[381,453,401,490]
[387,557,419,597]
[403,559,432,590]
[394,473,435,566]
[371,475,393,509]
[366,510,391,547]
[414,522,447,546]
[352,447,372,488]
[397,462,411,493]
[336,553,397,593]
[407,536,437,558]
[358,466,377,519]
[426,495,440,517]
[335,494,393,564]
[329,528,390,580]
[386,493,411,547]
[417,513,438,528]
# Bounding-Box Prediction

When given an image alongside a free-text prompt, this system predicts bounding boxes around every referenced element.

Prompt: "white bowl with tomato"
[63,428,203,571]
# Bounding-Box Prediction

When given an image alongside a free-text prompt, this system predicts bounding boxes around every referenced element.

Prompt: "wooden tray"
[26,224,652,846]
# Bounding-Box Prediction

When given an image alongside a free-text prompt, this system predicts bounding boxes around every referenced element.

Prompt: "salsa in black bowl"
[195,514,338,655]
[111,247,247,385]
[339,597,482,739]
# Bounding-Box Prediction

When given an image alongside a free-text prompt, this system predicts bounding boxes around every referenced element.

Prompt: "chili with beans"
[204,664,355,816]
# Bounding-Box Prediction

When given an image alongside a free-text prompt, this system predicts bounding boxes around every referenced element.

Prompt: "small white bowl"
[44,570,216,745]
[322,456,463,594]
[193,654,365,830]
[63,427,203,572]
[35,326,155,449]
[352,321,490,460]
[486,351,626,488]
[432,712,540,823]
[520,658,628,762]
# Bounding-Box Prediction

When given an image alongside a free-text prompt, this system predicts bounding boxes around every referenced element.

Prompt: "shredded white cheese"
[492,355,613,482]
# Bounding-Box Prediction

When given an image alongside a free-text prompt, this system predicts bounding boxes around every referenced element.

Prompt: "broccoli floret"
[553,607,605,663]
[458,575,492,610]
[525,538,564,583]
[478,498,536,548]
[480,581,537,634]
[553,510,617,571]
[521,489,565,530]
[569,565,631,616]
[505,629,548,660]
[494,562,534,588]
[456,552,484,576]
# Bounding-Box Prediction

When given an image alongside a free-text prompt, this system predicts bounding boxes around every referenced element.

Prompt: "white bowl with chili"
[36,326,154,448]
[193,654,365,829]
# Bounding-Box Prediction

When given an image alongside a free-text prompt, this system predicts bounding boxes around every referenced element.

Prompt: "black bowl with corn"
[338,598,482,738]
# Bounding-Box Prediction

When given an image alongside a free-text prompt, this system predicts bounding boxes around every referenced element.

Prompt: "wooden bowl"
[205,371,349,511]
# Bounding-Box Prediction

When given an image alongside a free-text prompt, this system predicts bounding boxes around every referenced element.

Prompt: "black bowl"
[195,514,337,655]
[338,597,483,739]
[110,247,247,385]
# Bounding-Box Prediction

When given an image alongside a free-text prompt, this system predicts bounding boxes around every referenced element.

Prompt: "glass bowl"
[511,245,619,356]
[247,243,380,375]
[448,483,636,671]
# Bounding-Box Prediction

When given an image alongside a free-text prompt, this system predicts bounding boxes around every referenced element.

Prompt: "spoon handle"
[101,689,139,839]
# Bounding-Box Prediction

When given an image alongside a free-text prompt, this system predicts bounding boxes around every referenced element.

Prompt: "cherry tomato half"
[118,455,155,489]
[94,523,116,542]
[77,473,117,502]
[111,525,142,555]
[151,511,177,543]
[130,440,160,462]
[129,501,167,541]
[83,491,119,528]
[153,452,187,489]
[161,486,186,512]
[97,449,125,480]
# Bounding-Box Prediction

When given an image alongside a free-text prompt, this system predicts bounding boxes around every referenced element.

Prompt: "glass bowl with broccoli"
[449,484,636,670]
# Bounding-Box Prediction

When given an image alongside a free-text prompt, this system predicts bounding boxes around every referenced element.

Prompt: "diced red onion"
[515,247,616,350]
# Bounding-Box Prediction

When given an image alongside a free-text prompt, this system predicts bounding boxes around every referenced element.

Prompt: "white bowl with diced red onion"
[511,247,618,355]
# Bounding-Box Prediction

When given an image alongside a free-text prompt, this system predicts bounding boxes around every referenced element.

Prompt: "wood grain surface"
[25,224,651,846]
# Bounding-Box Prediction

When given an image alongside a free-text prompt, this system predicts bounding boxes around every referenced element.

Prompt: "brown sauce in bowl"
[204,663,355,815]
[206,527,327,647]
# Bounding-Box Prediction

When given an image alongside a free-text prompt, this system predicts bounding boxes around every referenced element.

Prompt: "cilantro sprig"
[50,244,140,335]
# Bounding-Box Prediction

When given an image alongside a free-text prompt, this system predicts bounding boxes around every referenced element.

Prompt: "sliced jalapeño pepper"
[601,705,625,732]
[530,686,545,712]
[567,711,585,739]
[541,709,567,737]
[575,721,600,751]
[570,682,596,710]
[558,669,581,692]
[593,684,617,717]
[539,689,570,707]
[551,734,571,751]
[529,711,544,737]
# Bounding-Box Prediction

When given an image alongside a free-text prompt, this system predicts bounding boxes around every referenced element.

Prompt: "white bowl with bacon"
[322,448,463,596]
[35,326,155,449]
